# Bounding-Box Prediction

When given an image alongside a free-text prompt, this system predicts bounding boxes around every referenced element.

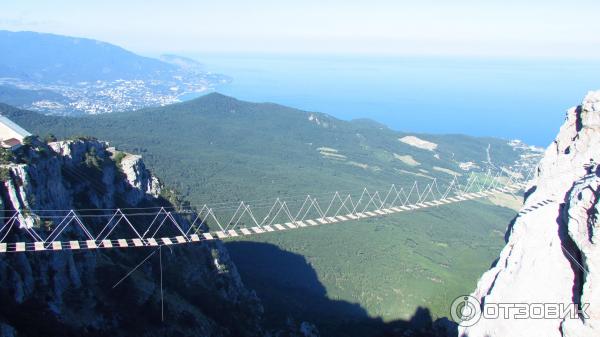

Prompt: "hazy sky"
[1,0,599,58]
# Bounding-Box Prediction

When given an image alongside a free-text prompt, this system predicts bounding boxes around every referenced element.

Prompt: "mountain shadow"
[226,241,457,337]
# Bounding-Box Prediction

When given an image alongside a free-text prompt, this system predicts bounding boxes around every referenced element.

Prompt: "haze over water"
[192,53,600,146]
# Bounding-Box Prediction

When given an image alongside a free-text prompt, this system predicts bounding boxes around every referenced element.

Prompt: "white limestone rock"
[117,153,162,204]
[561,170,600,336]
[460,90,600,337]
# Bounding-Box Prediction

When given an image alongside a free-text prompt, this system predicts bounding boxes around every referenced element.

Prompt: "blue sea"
[187,53,600,146]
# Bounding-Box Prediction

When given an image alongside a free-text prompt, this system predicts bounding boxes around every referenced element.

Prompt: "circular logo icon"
[450,295,482,327]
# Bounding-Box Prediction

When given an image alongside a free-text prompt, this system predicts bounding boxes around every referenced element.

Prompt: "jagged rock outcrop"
[116,153,162,204]
[0,139,264,337]
[561,168,600,336]
[459,91,600,337]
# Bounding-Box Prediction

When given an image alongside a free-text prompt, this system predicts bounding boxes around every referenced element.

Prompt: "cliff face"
[0,139,264,337]
[460,91,600,337]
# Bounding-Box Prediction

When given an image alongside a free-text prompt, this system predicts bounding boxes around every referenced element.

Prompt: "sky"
[1,0,600,58]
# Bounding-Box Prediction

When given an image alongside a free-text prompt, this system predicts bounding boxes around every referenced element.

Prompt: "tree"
[22,135,36,146]
[0,147,15,164]
[44,134,57,143]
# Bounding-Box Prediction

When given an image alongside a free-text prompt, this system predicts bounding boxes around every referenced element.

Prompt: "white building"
[0,116,32,149]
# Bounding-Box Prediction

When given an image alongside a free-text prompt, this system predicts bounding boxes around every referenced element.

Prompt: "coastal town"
[0,72,229,115]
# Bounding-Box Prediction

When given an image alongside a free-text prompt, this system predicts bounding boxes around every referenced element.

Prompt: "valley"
[1,93,541,335]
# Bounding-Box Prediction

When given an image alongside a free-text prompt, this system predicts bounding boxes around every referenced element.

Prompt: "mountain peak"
[179,92,242,108]
[0,30,174,83]
[201,92,236,100]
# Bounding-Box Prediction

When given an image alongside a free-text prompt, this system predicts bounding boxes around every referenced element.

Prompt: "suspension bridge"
[0,168,533,254]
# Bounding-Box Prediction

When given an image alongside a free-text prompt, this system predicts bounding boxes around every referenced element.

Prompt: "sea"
[185,53,600,146]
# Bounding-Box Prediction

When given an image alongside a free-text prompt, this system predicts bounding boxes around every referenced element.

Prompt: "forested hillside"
[1,93,537,205]
[0,30,180,83]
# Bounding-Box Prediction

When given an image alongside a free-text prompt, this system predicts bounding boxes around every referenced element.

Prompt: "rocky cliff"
[0,138,265,336]
[459,91,600,336]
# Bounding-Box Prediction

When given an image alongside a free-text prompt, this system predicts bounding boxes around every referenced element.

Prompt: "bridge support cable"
[334,195,356,217]
[95,209,145,243]
[0,214,20,243]
[186,206,225,234]
[360,190,383,214]
[160,246,164,322]
[44,210,94,248]
[417,180,436,204]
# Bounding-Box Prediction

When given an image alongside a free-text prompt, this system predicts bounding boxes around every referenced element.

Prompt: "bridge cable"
[112,248,159,289]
